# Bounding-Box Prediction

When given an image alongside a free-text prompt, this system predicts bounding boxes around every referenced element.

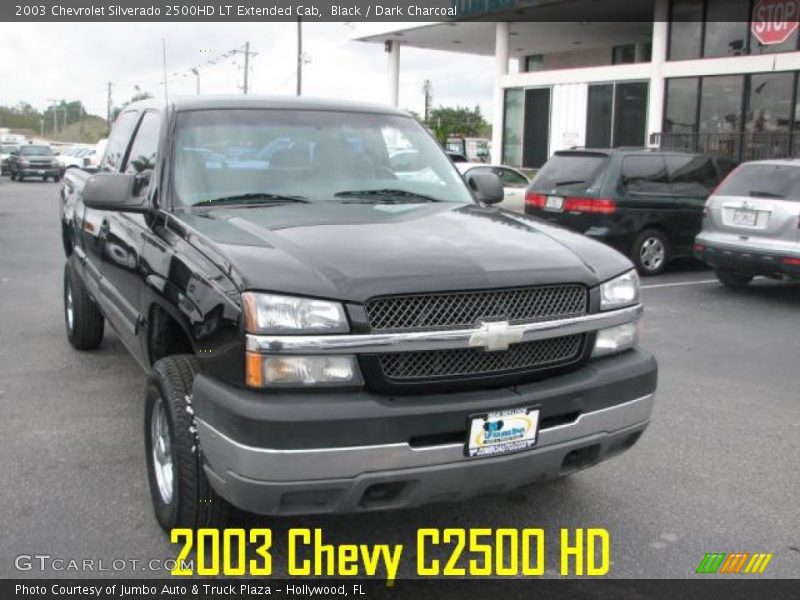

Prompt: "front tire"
[64,262,104,350]
[632,229,670,276]
[715,268,753,288]
[145,355,231,532]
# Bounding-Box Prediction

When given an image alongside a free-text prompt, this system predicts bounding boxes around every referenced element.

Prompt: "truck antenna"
[162,38,169,107]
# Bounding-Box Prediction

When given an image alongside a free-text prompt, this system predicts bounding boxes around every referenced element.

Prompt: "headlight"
[242,292,349,334]
[592,322,639,358]
[599,270,639,311]
[245,354,362,388]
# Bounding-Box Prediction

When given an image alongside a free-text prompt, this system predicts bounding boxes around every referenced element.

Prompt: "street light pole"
[191,68,200,95]
[296,18,302,96]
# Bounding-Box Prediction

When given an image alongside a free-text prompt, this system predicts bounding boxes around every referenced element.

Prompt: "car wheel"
[64,261,104,350]
[145,355,232,532]
[715,268,753,288]
[632,229,670,276]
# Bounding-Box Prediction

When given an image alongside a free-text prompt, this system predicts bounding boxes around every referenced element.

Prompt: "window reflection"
[699,75,744,132]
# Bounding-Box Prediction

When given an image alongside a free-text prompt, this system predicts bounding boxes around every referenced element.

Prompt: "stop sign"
[752,0,800,45]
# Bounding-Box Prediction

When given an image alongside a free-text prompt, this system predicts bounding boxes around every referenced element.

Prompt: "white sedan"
[455,163,529,213]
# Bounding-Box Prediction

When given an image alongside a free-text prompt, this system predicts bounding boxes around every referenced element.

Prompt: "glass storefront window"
[502,89,524,167]
[586,84,613,148]
[614,82,649,146]
[703,0,750,57]
[746,72,794,133]
[699,75,745,132]
[669,0,799,60]
[668,0,703,60]
[664,78,699,134]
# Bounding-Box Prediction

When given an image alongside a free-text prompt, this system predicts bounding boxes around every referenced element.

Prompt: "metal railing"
[650,131,798,162]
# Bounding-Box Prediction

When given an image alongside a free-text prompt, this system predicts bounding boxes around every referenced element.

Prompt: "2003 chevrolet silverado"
[59,96,657,531]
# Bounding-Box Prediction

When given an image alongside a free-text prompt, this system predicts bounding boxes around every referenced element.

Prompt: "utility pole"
[233,42,256,94]
[297,18,302,96]
[423,80,432,123]
[243,41,250,94]
[106,82,113,127]
[191,68,200,95]
[47,98,58,136]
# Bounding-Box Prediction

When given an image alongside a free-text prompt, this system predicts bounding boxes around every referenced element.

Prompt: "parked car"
[8,144,62,182]
[456,163,529,212]
[60,96,655,531]
[694,160,800,287]
[445,149,468,163]
[525,149,737,275]
[56,145,94,173]
[1,143,19,175]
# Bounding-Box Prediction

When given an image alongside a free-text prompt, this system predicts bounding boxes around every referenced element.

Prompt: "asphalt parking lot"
[1,179,798,579]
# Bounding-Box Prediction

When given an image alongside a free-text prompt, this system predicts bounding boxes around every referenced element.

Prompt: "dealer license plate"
[466,407,540,458]
[733,209,757,227]
[544,195,563,211]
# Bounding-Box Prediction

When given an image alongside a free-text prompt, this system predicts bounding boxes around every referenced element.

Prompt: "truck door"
[85,109,162,361]
[80,109,140,316]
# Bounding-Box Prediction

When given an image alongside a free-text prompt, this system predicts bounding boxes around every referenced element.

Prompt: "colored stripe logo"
[696,552,773,574]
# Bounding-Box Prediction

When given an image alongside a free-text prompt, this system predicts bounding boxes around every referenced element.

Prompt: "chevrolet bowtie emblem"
[468,321,524,352]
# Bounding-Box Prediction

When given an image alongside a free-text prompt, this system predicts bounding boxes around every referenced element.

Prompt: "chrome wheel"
[639,237,665,272]
[150,397,175,505]
[65,283,74,332]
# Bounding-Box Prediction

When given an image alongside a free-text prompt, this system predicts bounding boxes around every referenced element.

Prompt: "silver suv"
[695,160,800,287]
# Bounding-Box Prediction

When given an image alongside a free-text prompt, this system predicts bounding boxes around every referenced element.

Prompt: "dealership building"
[357,0,800,167]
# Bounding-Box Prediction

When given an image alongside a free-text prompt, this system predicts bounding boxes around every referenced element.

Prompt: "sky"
[0,22,495,121]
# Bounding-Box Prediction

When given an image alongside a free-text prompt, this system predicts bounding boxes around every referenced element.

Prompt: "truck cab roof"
[124,94,410,117]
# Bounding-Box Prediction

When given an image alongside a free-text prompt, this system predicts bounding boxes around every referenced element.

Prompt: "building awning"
[355,1,654,58]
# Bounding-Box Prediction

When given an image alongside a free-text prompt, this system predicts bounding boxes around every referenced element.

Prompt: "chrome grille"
[365,284,588,332]
[378,334,585,381]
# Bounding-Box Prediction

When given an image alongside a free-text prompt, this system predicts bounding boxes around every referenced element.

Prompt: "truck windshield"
[20,145,54,156]
[172,109,475,206]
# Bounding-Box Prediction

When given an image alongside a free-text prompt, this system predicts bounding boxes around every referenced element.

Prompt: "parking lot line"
[641,279,719,290]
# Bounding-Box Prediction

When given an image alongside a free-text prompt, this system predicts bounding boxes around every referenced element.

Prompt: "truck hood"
[179,202,632,302]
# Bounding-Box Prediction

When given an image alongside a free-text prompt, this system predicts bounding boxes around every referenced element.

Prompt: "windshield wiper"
[749,190,784,199]
[554,179,586,186]
[334,188,443,203]
[194,193,310,207]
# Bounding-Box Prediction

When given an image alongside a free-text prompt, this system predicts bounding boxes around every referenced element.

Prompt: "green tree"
[111,92,154,121]
[426,105,490,144]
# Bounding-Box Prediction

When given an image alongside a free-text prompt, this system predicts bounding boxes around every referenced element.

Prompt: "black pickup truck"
[60,96,657,531]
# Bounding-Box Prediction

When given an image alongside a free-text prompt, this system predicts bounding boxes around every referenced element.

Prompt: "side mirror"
[467,172,504,205]
[83,173,149,213]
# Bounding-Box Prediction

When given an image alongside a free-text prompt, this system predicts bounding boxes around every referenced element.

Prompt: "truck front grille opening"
[560,444,601,473]
[409,431,464,448]
[365,284,588,332]
[359,482,408,508]
[379,334,584,381]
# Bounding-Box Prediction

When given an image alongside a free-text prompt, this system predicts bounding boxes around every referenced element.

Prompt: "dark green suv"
[525,149,736,275]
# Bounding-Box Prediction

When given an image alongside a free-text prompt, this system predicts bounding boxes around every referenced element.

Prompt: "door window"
[125,111,162,174]
[621,156,670,194]
[101,110,139,172]
[496,168,528,187]
[665,155,718,196]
